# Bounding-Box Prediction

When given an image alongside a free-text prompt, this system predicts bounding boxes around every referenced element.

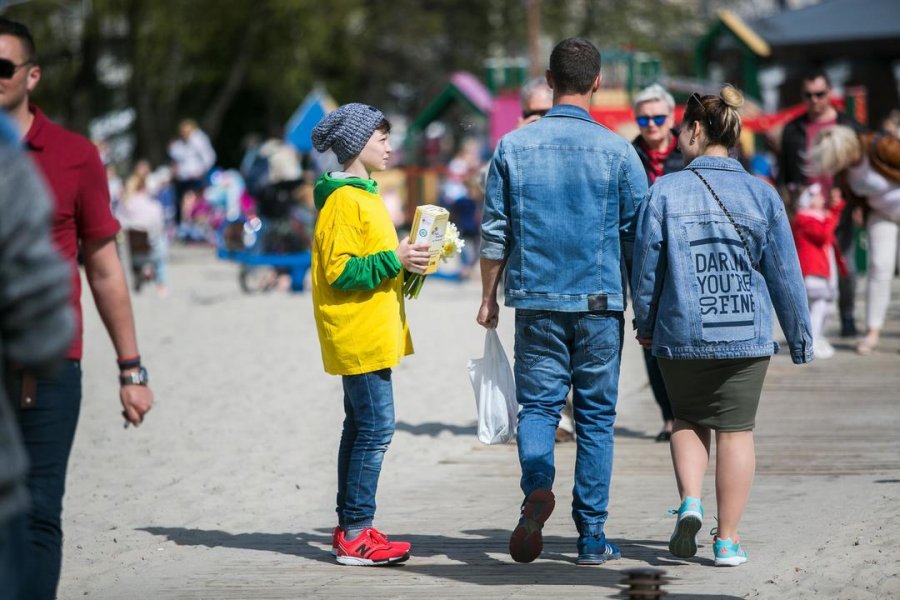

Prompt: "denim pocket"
[514,310,551,368]
[580,312,619,364]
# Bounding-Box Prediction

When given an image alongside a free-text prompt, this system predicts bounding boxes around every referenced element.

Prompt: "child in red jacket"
[792,183,847,359]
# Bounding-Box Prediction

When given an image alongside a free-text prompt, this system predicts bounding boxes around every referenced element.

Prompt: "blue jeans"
[336,369,395,530]
[11,361,82,600]
[514,310,623,536]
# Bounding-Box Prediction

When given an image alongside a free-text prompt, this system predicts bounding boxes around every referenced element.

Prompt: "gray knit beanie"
[311,103,385,164]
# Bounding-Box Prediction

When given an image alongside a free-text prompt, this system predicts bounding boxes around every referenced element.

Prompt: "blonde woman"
[810,125,900,354]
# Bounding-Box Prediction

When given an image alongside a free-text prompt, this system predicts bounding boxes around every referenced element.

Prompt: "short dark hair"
[802,68,830,88]
[0,17,37,63]
[375,117,391,134]
[549,37,601,96]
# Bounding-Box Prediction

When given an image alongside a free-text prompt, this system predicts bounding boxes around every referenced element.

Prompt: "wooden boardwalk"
[59,252,900,599]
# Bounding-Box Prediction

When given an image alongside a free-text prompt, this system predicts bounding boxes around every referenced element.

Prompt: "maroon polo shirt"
[24,104,121,360]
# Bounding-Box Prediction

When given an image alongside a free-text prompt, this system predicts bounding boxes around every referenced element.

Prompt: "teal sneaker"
[713,536,748,566]
[668,496,703,558]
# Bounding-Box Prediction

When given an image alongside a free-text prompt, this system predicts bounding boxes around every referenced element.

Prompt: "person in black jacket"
[779,69,863,337]
[632,84,684,186]
[630,84,683,441]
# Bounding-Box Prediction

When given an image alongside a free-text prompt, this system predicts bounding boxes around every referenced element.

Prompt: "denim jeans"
[336,369,395,530]
[10,360,82,600]
[0,513,29,600]
[514,310,623,536]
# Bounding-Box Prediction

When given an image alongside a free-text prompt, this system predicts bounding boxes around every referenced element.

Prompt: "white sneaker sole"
[715,555,748,567]
[336,552,409,566]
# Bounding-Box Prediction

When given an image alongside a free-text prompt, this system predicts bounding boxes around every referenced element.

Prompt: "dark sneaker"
[335,527,410,566]
[840,317,858,338]
[509,488,555,563]
[576,533,621,565]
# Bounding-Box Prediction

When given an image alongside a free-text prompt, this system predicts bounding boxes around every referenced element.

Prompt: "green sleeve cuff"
[332,250,402,291]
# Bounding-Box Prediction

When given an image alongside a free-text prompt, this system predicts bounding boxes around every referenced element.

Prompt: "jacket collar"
[313,171,378,210]
[544,103,596,124]
[685,155,744,172]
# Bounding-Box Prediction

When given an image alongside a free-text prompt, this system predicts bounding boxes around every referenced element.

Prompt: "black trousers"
[10,361,82,600]
[643,348,674,422]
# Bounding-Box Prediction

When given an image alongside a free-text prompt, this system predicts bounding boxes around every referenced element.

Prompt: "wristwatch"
[119,366,149,387]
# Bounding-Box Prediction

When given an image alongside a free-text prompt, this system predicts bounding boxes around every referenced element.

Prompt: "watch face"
[121,367,149,386]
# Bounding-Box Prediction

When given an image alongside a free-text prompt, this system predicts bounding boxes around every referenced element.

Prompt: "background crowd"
[1,0,899,597]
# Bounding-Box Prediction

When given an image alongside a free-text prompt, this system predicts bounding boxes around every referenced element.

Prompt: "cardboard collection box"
[410,205,449,275]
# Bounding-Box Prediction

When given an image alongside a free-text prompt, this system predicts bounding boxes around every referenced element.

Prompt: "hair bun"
[720,85,744,109]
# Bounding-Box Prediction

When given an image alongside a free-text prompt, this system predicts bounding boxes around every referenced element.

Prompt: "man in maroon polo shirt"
[0,17,153,599]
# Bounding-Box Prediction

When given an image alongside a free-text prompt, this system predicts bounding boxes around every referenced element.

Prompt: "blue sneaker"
[576,533,621,565]
[668,496,703,558]
[713,536,748,567]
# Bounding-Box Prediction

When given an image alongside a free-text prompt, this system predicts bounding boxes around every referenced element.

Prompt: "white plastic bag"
[467,329,518,445]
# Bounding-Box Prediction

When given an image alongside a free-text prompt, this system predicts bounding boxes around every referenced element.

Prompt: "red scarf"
[642,136,675,184]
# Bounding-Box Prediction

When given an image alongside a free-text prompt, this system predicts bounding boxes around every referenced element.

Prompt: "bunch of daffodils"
[403,222,466,299]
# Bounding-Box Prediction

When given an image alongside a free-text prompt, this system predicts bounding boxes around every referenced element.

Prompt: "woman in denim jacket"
[631,86,813,567]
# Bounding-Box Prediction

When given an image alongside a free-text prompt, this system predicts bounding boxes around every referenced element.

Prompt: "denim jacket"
[631,156,813,363]
[481,104,648,312]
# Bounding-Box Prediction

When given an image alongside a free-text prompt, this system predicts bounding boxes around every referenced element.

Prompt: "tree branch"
[200,19,264,141]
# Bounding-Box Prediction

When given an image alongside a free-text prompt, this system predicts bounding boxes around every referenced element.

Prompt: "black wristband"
[117,356,141,371]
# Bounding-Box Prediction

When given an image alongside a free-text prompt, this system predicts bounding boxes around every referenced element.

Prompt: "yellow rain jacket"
[311,173,413,375]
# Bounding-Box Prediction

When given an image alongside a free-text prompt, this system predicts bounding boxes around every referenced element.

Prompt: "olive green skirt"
[657,356,770,432]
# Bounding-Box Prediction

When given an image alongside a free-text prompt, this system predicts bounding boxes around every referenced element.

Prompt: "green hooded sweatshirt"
[313,172,402,291]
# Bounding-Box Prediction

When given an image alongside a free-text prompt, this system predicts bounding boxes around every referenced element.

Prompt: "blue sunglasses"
[636,114,667,128]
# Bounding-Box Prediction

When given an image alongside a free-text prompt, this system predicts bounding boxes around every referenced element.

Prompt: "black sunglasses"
[636,114,667,128]
[522,109,549,120]
[687,92,713,127]
[0,58,31,79]
[803,90,828,100]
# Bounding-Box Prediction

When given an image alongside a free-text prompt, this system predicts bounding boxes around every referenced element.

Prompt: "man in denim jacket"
[477,38,648,566]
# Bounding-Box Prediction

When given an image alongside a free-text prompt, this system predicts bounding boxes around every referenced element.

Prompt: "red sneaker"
[331,526,342,556]
[335,527,411,566]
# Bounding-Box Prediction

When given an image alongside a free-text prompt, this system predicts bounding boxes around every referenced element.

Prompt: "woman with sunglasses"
[631,85,813,567]
[632,84,683,186]
[630,84,683,443]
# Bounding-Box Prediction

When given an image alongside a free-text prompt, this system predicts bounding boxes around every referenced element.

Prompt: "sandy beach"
[55,244,899,599]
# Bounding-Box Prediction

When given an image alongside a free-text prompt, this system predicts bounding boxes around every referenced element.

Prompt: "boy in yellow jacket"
[311,103,429,566]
